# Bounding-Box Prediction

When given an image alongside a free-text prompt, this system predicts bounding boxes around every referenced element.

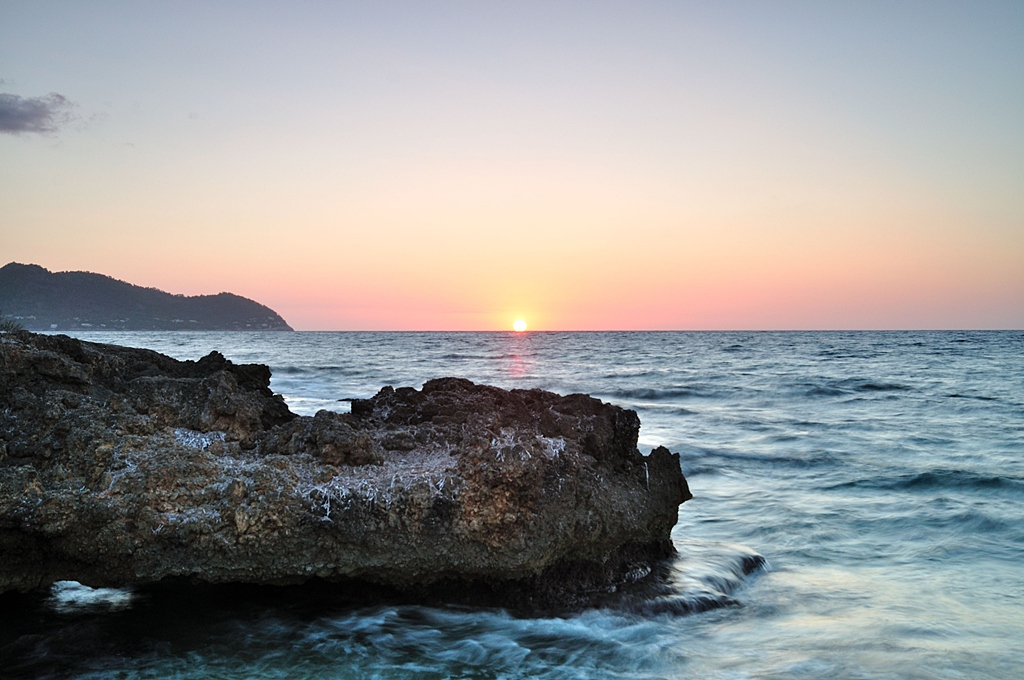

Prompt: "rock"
[0,331,690,607]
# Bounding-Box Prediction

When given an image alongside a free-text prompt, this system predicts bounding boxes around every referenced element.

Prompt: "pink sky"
[2,2,1022,330]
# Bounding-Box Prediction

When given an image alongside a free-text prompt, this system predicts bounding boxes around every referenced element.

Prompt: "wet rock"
[0,331,690,606]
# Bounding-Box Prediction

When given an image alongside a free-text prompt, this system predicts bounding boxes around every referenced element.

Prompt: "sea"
[2,331,1022,679]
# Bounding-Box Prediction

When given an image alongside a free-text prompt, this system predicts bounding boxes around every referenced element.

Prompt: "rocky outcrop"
[0,331,690,606]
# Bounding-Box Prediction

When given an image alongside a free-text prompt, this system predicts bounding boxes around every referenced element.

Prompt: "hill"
[0,263,293,331]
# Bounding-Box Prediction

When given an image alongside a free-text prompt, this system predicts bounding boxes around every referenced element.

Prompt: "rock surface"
[0,331,690,606]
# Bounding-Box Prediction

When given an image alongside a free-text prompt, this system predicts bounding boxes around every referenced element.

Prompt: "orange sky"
[2,2,1022,330]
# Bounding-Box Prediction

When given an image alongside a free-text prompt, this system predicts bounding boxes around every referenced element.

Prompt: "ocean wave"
[828,469,1024,494]
[445,352,494,361]
[637,543,766,616]
[851,381,910,392]
[677,463,720,477]
[632,403,697,416]
[599,370,661,380]
[934,509,1013,534]
[818,348,886,359]
[274,365,355,375]
[7,600,682,680]
[604,385,721,401]
[803,385,846,397]
[678,446,842,470]
[797,378,911,398]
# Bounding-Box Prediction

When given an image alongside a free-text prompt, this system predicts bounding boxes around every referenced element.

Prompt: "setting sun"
[513,319,527,332]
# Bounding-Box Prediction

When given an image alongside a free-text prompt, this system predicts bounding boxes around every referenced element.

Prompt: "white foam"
[47,580,135,612]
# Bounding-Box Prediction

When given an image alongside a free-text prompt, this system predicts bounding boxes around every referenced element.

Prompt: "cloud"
[0,92,76,134]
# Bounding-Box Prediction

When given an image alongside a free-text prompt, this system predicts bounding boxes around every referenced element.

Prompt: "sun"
[513,319,527,332]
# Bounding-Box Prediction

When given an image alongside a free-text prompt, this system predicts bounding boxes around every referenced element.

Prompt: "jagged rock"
[0,331,690,606]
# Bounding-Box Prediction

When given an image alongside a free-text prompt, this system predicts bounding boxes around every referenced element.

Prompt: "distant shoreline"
[1,262,293,332]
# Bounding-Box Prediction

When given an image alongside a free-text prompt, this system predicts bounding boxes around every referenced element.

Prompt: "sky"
[1,1,1022,330]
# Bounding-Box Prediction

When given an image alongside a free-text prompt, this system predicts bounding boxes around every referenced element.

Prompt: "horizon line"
[50,328,1024,333]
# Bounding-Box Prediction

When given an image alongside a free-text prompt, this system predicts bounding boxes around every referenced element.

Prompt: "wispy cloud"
[0,92,76,134]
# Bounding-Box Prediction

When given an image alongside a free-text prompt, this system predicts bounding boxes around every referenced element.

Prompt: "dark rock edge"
[0,330,692,611]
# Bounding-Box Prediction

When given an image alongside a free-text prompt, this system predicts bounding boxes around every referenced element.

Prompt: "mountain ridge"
[0,263,293,331]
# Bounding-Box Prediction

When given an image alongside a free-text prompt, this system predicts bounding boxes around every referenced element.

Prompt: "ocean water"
[3,331,1023,679]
